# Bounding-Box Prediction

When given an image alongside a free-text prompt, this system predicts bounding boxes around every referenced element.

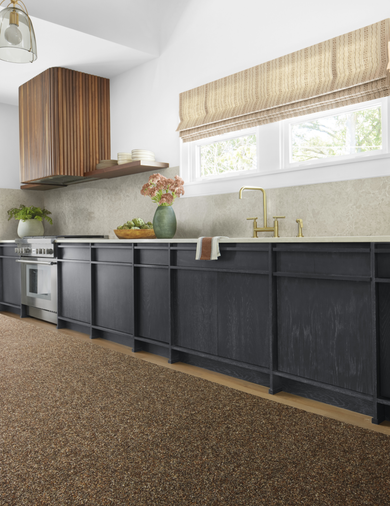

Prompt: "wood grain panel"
[19,69,52,181]
[136,249,169,266]
[1,258,21,306]
[59,262,90,324]
[378,284,390,398]
[277,250,370,277]
[19,67,110,183]
[277,277,373,395]
[93,264,133,334]
[175,246,269,271]
[172,270,218,354]
[217,272,269,367]
[95,247,133,264]
[137,268,169,343]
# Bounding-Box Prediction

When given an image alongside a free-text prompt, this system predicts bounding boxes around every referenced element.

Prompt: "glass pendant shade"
[0,5,37,63]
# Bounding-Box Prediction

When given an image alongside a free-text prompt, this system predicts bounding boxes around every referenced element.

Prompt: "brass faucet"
[239,186,285,238]
[296,219,304,237]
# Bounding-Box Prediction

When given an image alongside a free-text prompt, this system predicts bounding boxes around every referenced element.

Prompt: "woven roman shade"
[177,19,390,142]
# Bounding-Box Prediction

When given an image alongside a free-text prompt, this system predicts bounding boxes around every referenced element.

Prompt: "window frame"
[181,126,261,183]
[281,97,389,171]
[180,97,390,198]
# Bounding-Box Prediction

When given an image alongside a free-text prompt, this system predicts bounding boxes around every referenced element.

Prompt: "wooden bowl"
[114,229,156,239]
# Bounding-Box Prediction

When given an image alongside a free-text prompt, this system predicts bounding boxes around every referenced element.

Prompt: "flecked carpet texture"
[1,315,390,506]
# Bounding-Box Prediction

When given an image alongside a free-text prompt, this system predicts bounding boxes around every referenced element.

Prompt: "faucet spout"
[239,186,268,228]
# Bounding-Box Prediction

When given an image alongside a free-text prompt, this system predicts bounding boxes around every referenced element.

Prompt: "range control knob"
[23,247,31,254]
[46,248,54,255]
[14,247,19,254]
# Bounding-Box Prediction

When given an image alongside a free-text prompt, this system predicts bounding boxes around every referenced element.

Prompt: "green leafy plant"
[7,204,53,225]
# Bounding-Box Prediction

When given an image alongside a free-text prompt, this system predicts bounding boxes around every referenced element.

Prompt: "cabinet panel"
[378,284,390,398]
[277,277,373,395]
[174,245,269,271]
[94,264,133,334]
[376,254,390,278]
[217,273,269,367]
[1,257,21,306]
[137,268,169,343]
[59,246,90,261]
[136,248,168,266]
[1,245,19,257]
[59,262,90,324]
[95,247,132,264]
[276,248,370,277]
[172,270,218,354]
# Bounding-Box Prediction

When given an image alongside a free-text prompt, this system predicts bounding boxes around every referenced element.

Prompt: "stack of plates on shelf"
[131,149,155,162]
[96,160,118,170]
[117,152,133,165]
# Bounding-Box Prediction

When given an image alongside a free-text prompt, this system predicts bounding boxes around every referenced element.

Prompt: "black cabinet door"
[277,277,373,395]
[173,269,269,367]
[58,262,91,324]
[93,264,133,334]
[173,269,218,354]
[217,272,269,367]
[378,283,390,399]
[1,257,21,307]
[136,267,169,343]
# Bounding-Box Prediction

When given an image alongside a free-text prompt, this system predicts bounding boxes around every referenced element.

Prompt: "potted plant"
[140,174,185,238]
[7,204,53,238]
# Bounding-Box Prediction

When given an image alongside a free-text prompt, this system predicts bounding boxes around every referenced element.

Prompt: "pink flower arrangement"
[141,173,185,206]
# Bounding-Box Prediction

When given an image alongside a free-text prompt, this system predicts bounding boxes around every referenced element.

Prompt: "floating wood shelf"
[20,161,170,190]
[20,183,67,191]
[83,160,169,179]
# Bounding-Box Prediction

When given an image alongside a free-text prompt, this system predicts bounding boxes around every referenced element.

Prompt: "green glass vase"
[153,205,177,239]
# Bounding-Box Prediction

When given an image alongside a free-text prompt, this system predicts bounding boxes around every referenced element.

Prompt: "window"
[180,97,390,198]
[282,99,387,169]
[199,133,257,178]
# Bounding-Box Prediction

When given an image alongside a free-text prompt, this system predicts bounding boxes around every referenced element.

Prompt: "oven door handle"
[16,259,57,265]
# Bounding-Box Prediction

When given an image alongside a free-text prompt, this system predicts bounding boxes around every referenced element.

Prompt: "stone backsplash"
[3,168,390,239]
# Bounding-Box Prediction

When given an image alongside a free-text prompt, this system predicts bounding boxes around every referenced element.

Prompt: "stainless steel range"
[15,235,106,324]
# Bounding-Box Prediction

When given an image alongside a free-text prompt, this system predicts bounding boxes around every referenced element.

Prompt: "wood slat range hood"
[19,67,169,190]
[19,67,111,190]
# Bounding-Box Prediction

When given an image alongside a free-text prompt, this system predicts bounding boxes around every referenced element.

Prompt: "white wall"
[110,0,390,170]
[0,103,20,189]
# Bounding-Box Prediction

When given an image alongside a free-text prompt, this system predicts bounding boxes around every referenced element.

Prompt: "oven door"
[17,259,57,313]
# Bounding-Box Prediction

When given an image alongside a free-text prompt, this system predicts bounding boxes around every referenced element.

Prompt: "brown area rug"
[1,315,390,506]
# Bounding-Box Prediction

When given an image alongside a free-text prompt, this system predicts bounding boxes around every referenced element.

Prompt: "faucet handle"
[246,217,258,238]
[296,218,304,238]
[272,216,285,238]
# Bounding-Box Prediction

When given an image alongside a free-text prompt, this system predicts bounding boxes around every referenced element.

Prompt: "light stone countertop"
[3,236,390,244]
[55,236,390,244]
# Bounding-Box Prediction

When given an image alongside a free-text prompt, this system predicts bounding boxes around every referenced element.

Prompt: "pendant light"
[0,0,37,63]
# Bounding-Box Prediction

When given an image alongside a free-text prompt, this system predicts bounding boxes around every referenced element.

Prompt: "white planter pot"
[17,219,44,238]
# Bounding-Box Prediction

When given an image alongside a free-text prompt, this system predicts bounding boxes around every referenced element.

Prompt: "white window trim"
[180,97,390,198]
[181,126,261,183]
[281,97,389,171]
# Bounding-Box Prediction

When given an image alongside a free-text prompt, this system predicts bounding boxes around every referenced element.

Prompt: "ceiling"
[0,0,190,106]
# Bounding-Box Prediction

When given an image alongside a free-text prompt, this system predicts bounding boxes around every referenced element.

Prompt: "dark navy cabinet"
[51,241,390,424]
[0,244,21,314]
